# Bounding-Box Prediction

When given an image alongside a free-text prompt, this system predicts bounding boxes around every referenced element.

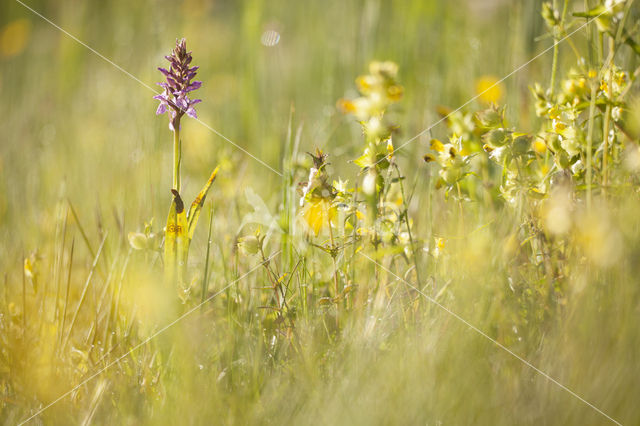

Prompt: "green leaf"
[353,152,371,169]
[164,196,178,284]
[572,5,607,18]
[165,189,189,285]
[622,33,640,57]
[187,166,220,240]
[175,190,189,286]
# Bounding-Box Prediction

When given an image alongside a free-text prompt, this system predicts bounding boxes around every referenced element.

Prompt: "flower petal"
[186,81,202,92]
[166,77,178,88]
[156,102,167,115]
[175,97,188,110]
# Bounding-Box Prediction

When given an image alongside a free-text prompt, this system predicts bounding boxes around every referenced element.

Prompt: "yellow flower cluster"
[340,61,404,171]
[424,136,473,187]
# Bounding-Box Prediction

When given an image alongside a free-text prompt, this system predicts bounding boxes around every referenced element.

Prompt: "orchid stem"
[173,119,181,193]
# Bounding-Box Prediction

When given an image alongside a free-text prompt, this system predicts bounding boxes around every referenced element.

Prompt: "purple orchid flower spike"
[154,38,202,130]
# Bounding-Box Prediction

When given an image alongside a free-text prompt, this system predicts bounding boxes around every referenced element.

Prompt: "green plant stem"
[327,214,339,297]
[327,213,339,326]
[550,0,559,94]
[201,203,214,305]
[173,121,181,193]
[550,0,571,94]
[394,164,422,289]
[456,182,465,234]
[22,253,26,337]
[57,238,74,353]
[586,83,597,209]
[260,246,282,312]
[350,181,359,310]
[585,0,595,68]
[602,37,615,191]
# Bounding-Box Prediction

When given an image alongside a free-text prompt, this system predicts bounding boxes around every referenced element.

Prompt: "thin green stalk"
[394,164,422,290]
[585,0,595,68]
[602,38,615,191]
[201,203,214,305]
[550,0,570,94]
[173,123,181,192]
[456,181,465,234]
[327,211,340,326]
[111,247,129,343]
[3,274,7,311]
[258,246,278,309]
[550,0,559,94]
[58,238,74,352]
[586,83,597,209]
[67,200,93,258]
[22,252,26,337]
[281,107,294,274]
[350,181,359,310]
[54,207,69,322]
[87,255,119,357]
[300,257,308,319]
[62,234,107,351]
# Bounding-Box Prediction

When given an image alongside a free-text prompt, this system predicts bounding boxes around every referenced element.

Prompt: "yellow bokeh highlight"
[1,19,31,58]
[475,75,504,104]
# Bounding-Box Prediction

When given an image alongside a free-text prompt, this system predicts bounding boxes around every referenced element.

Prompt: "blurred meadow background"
[1,0,640,424]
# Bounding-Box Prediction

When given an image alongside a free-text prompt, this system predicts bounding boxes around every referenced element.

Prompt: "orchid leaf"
[174,190,189,286]
[187,166,219,240]
[164,195,178,284]
[165,189,189,284]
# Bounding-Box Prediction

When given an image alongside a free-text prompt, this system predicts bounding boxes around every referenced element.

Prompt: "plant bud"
[237,235,261,256]
[128,232,148,250]
[512,135,532,156]
[482,128,510,148]
[475,107,503,129]
[541,2,560,28]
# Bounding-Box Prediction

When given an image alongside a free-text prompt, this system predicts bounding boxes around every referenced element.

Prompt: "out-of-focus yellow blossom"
[0,19,31,58]
[600,66,628,99]
[301,199,336,236]
[575,209,623,268]
[298,149,338,236]
[475,75,504,104]
[533,139,547,154]
[431,237,445,258]
[424,135,473,188]
[339,61,403,149]
[560,71,589,104]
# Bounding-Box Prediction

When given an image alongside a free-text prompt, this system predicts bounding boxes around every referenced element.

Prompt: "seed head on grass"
[154,38,202,130]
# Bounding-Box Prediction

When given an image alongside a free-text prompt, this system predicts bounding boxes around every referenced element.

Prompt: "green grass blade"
[62,233,107,351]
